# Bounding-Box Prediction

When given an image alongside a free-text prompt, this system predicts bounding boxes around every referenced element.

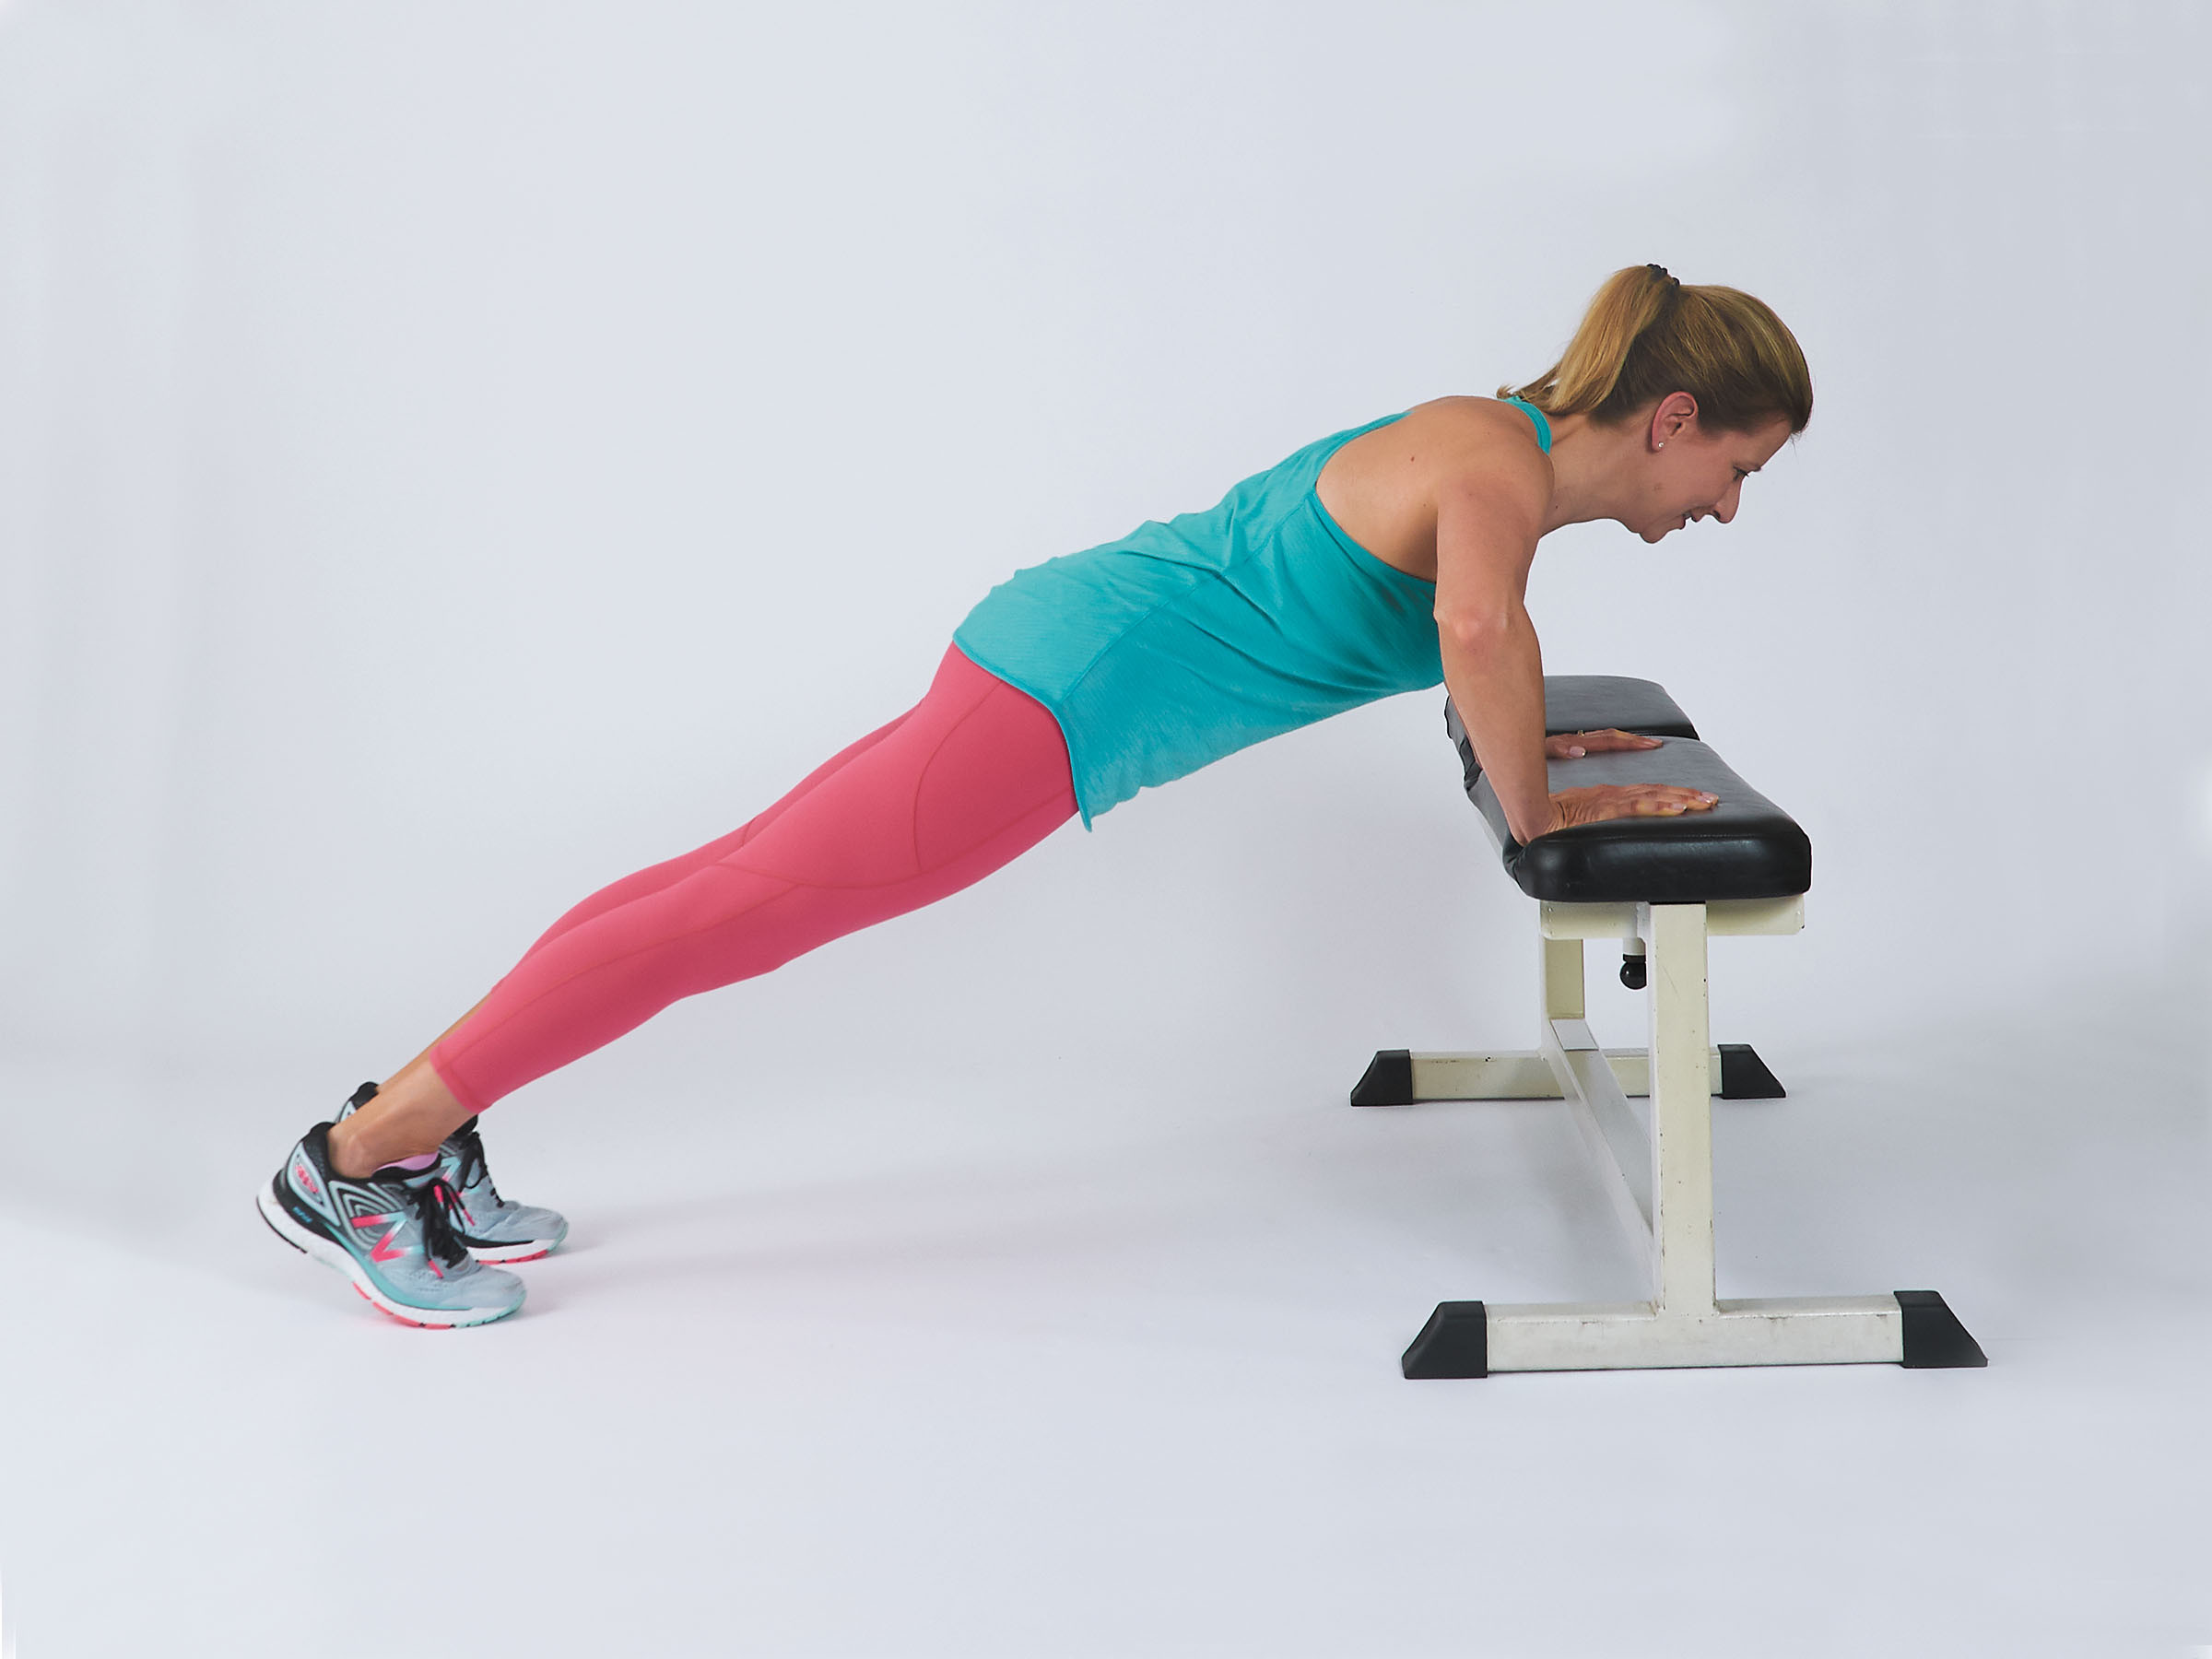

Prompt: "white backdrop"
[2,6,2208,1656]
[4,0,2205,1077]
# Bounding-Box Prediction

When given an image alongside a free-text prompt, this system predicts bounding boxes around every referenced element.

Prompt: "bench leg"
[1394,902,1985,1377]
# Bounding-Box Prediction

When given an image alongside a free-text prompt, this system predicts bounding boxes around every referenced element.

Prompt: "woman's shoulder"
[1398,394,1549,453]
[1330,394,1550,498]
[1313,394,1551,579]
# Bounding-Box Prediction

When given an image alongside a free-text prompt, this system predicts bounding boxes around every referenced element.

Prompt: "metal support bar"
[1542,1017,1653,1258]
[1645,902,1715,1312]
[1540,895,1803,940]
[1399,1048,1728,1102]
[1481,1295,1903,1372]
[1541,935,1583,1021]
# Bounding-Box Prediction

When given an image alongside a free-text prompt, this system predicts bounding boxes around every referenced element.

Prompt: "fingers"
[1549,729,1667,759]
[1548,784,1719,829]
[1631,788,1718,815]
[1588,728,1665,751]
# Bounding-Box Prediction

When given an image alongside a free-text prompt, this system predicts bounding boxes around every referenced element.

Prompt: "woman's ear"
[1649,391,1700,451]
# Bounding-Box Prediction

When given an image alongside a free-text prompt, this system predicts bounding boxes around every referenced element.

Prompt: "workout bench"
[1354,677,1985,1379]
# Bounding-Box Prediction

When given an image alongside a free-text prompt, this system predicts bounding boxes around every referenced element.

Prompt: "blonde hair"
[1500,265,1813,434]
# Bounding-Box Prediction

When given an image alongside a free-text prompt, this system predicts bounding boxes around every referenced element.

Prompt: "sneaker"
[336,1082,570,1265]
[257,1119,525,1329]
[433,1117,570,1263]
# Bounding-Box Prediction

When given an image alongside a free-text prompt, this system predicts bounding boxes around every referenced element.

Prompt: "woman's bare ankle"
[327,1116,407,1181]
[327,1066,471,1180]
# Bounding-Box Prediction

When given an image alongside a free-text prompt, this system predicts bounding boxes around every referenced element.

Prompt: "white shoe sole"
[468,1237,560,1265]
[257,1185,524,1329]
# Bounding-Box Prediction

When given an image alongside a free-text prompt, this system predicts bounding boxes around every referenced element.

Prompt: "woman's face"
[1633,403,1794,543]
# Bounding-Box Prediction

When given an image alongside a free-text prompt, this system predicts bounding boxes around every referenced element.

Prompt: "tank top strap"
[1500,395,1553,453]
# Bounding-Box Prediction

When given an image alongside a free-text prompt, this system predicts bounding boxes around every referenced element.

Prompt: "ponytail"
[1501,265,1813,434]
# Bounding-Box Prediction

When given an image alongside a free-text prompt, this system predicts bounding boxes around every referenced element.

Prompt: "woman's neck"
[1535,410,1642,536]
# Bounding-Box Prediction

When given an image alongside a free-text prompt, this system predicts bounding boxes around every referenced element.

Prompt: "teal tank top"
[954,401,1551,827]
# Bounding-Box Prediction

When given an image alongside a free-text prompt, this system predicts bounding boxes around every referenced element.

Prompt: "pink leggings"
[429,644,1077,1112]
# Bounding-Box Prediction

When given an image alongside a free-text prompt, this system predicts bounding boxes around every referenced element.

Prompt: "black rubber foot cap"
[1402,1301,1488,1378]
[1351,1049,1414,1108]
[1717,1043,1785,1100]
[1896,1289,1988,1368]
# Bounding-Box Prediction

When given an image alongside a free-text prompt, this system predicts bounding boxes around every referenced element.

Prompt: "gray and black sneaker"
[257,1116,525,1329]
[432,1116,569,1263]
[336,1082,569,1264]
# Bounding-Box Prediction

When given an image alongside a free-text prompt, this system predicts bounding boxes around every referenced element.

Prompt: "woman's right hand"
[1535,783,1719,838]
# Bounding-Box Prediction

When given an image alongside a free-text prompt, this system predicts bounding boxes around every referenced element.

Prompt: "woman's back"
[952,410,1480,825]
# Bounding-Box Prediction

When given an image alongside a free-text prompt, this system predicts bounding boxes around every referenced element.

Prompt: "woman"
[257,263,1811,1327]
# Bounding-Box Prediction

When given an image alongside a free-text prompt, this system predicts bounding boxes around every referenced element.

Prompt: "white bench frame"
[1430,894,1912,1372]
[1388,888,1981,1376]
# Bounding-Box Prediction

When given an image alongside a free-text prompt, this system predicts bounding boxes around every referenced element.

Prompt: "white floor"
[2,970,2207,1658]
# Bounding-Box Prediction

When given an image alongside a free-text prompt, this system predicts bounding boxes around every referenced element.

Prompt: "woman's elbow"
[1434,606,1519,656]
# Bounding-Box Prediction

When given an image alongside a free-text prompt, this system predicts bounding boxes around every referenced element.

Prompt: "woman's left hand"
[1544,728,1665,760]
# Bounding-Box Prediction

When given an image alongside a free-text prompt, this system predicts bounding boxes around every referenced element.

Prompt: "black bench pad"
[1531,676,1699,742]
[1468,738,1812,904]
[1445,677,1698,794]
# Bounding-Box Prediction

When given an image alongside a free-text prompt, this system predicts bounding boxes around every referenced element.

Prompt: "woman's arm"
[1432,457,1714,842]
[1432,459,1556,842]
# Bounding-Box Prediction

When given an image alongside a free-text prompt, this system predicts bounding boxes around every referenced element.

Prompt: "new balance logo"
[350,1214,408,1263]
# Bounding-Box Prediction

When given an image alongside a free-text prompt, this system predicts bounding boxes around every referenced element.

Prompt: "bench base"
[1403,1291,1985,1377]
[1361,900,1984,1379]
[1351,1041,1786,1106]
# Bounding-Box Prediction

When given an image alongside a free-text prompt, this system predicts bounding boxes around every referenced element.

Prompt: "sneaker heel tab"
[295,1121,343,1179]
[347,1080,381,1112]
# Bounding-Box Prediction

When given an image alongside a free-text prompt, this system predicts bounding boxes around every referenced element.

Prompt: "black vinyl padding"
[1444,677,1698,794]
[1471,739,1811,902]
[1442,674,1810,903]
[1534,676,1699,742]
